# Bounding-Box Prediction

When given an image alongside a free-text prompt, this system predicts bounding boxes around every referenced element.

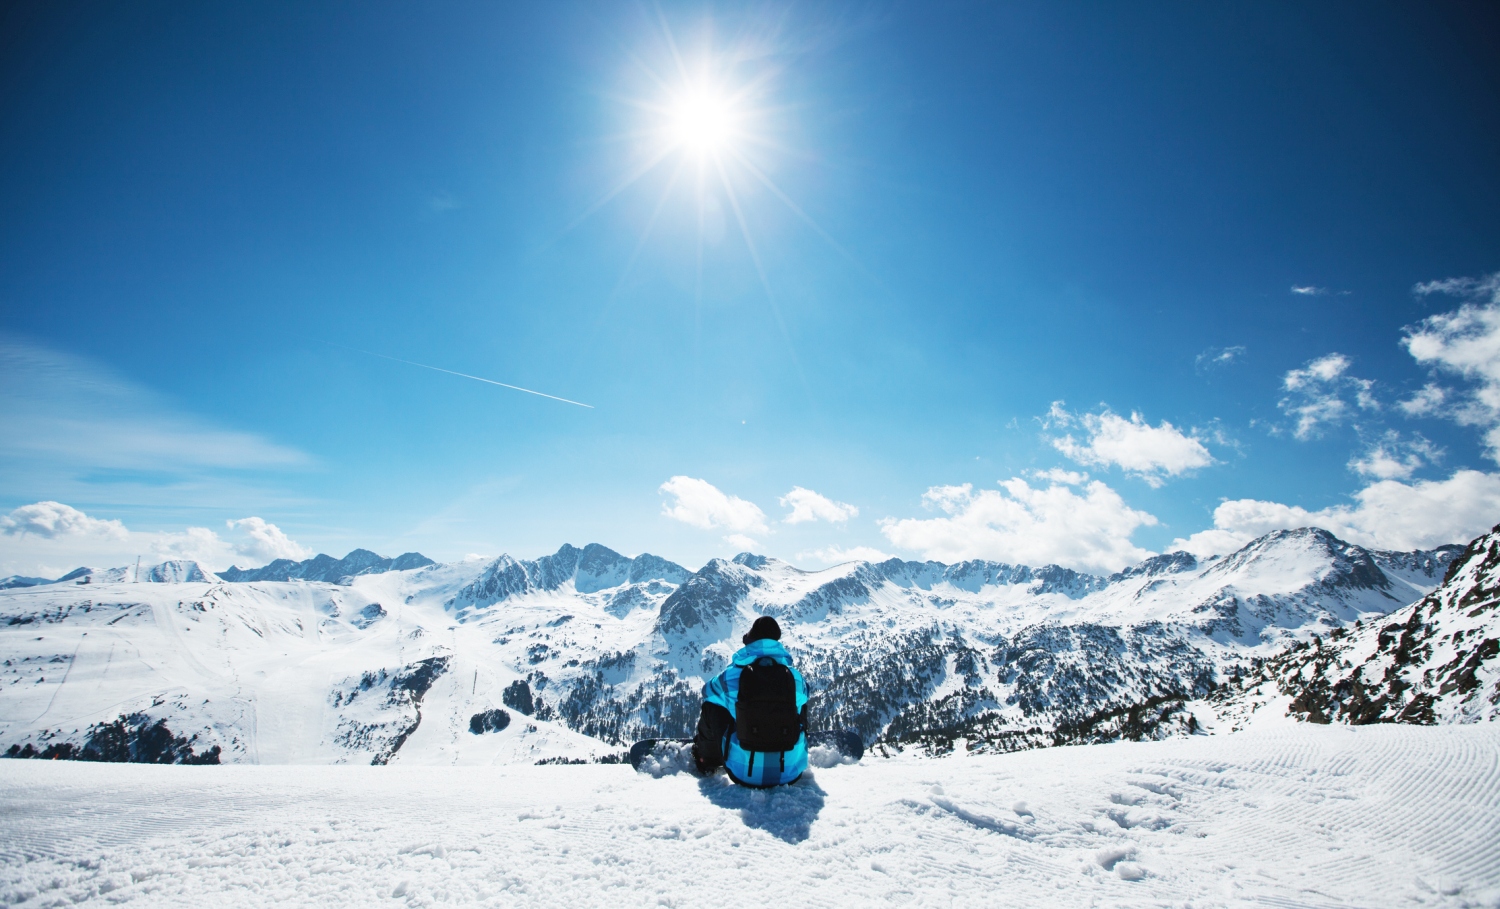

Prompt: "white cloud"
[1286,353,1353,386]
[798,545,894,566]
[1398,383,1448,417]
[1195,345,1245,372]
[1348,432,1441,481]
[779,486,857,524]
[879,478,1157,574]
[1047,404,1214,487]
[227,517,312,563]
[0,339,306,473]
[1278,353,1378,439]
[1403,272,1500,462]
[723,534,761,552]
[0,501,312,578]
[659,476,769,534]
[0,501,127,540]
[0,337,309,521]
[1413,273,1500,299]
[1291,285,1327,296]
[1170,469,1500,557]
[1030,468,1089,486]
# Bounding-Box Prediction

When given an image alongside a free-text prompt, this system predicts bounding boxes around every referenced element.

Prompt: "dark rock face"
[220,549,435,583]
[329,656,450,764]
[1028,565,1109,598]
[1108,551,1198,583]
[1374,545,1465,581]
[6,713,220,764]
[351,603,386,629]
[654,560,750,639]
[628,554,690,586]
[447,544,689,612]
[1217,525,1500,726]
[784,573,873,624]
[469,708,511,734]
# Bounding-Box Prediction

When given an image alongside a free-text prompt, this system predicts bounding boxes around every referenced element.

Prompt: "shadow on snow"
[696,771,827,844]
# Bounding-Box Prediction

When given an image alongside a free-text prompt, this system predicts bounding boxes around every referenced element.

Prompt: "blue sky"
[3,1,1500,577]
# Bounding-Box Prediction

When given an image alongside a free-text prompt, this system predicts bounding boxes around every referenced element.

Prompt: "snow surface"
[3,723,1497,908]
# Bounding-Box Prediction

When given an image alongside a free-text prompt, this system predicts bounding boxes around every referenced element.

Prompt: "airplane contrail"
[333,345,594,409]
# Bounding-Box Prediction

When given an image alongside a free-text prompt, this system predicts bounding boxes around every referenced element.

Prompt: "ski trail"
[29,636,85,725]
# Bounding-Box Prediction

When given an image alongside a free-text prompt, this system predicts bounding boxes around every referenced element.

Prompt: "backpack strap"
[746,749,756,776]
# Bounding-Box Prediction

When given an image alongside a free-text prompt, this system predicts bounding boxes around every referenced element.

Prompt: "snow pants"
[692,702,732,775]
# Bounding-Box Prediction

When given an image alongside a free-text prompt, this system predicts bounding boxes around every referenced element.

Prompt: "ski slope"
[3,723,1496,908]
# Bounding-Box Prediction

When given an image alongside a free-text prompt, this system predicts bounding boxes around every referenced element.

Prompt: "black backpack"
[735,656,802,752]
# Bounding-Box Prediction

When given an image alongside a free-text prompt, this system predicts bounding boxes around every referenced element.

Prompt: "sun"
[668,87,736,155]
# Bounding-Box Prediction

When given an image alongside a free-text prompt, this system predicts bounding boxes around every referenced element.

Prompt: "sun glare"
[669,88,735,154]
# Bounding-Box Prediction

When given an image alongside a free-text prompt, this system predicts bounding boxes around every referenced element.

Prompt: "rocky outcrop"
[1216,525,1500,726]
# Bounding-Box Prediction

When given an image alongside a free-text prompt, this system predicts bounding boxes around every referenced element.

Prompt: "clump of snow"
[807,743,856,768]
[635,740,697,778]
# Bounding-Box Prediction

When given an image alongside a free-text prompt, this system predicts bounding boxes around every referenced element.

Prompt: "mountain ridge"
[219,549,435,584]
[1216,524,1500,727]
[0,526,1479,766]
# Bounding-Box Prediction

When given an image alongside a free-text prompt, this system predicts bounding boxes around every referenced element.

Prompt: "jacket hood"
[731,638,792,666]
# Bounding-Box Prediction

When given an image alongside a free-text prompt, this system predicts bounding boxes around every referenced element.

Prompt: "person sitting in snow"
[692,616,810,787]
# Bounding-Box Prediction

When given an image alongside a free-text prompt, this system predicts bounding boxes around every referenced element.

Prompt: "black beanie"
[742,616,782,645]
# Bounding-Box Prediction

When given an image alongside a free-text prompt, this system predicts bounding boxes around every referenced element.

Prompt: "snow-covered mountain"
[1217,524,1500,728]
[48,560,220,585]
[0,530,1467,765]
[218,548,434,583]
[0,575,51,590]
[6,548,436,589]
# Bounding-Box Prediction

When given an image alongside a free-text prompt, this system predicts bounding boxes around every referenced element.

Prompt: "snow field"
[2,723,1497,908]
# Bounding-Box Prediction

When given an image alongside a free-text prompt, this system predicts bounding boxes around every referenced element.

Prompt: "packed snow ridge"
[2,526,1491,768]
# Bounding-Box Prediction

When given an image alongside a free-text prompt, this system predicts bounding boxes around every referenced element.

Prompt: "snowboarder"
[692,616,810,787]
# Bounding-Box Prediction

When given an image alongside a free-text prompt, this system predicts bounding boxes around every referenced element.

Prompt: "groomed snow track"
[2,723,1496,908]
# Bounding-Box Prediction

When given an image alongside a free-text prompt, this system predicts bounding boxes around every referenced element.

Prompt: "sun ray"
[725,146,879,287]
[585,156,688,338]
[653,2,692,88]
[712,153,815,406]
[554,144,675,239]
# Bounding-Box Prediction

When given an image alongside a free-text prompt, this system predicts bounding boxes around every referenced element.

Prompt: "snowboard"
[628,728,863,774]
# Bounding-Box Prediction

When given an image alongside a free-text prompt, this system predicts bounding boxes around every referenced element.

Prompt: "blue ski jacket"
[702,639,809,787]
